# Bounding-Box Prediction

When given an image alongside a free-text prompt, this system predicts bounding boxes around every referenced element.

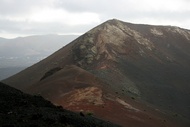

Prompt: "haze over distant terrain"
[0,34,78,80]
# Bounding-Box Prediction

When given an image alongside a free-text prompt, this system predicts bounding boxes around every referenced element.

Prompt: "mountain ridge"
[3,19,190,127]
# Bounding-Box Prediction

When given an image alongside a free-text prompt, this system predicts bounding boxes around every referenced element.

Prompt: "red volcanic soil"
[26,65,183,127]
[63,96,178,127]
[27,65,106,99]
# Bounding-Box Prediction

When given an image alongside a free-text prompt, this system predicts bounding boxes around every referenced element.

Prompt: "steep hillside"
[26,65,180,127]
[0,82,120,127]
[3,19,190,127]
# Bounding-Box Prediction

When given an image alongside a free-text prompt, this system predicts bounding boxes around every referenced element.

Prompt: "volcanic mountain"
[3,19,190,127]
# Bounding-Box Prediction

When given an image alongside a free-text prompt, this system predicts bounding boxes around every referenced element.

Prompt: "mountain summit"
[3,19,190,127]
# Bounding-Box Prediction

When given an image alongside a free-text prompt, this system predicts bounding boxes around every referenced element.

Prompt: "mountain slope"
[0,82,120,127]
[3,19,190,127]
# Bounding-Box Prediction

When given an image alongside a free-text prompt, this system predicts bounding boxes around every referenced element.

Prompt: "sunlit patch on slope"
[61,87,104,107]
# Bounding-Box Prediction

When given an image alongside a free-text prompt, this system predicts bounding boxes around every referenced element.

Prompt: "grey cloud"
[54,0,190,23]
[0,0,190,38]
[0,17,96,36]
[0,0,53,15]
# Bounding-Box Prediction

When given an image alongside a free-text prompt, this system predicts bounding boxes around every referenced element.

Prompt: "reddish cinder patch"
[56,92,177,127]
[45,78,178,127]
[59,87,104,107]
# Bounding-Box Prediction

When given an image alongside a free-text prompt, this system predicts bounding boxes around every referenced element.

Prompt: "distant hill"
[3,19,190,127]
[0,67,26,80]
[0,34,78,80]
[0,34,78,67]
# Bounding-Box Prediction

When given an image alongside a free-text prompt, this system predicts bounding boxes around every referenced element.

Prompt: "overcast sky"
[0,0,190,38]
